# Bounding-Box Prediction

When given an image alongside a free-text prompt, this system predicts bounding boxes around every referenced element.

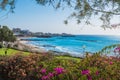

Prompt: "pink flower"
[96,70,99,75]
[87,75,92,80]
[41,68,46,74]
[110,61,113,65]
[81,70,90,75]
[41,75,49,80]
[54,67,64,75]
[48,72,54,78]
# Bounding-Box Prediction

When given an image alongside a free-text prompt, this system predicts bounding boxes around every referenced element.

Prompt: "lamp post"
[82,45,86,57]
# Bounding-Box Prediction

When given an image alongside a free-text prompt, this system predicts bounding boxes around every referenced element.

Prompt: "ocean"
[26,35,120,56]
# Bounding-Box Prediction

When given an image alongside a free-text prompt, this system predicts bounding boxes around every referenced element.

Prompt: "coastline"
[13,37,46,53]
[16,37,92,58]
[14,37,82,57]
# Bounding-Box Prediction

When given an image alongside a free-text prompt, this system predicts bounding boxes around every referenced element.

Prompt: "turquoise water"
[26,35,120,56]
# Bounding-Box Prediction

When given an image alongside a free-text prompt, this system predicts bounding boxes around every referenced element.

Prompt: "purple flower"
[48,72,54,78]
[81,70,90,75]
[41,68,46,74]
[54,67,64,75]
[41,75,49,80]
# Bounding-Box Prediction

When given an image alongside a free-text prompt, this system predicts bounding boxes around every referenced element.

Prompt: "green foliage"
[98,44,120,56]
[33,0,120,28]
[0,0,15,12]
[0,25,16,42]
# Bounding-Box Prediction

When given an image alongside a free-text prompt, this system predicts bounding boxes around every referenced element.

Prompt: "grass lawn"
[0,48,30,56]
[0,48,80,61]
[56,56,81,62]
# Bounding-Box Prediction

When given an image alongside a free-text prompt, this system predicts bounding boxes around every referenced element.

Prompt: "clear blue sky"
[0,0,120,35]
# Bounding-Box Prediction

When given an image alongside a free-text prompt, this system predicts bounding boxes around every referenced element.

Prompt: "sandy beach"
[13,37,46,53]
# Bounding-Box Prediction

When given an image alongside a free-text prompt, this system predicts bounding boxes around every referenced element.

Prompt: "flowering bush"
[0,54,40,80]
[0,50,120,80]
[33,66,66,80]
[81,70,90,75]
[78,53,120,80]
[54,67,65,75]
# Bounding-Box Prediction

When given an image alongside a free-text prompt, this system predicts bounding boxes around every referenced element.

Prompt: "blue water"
[26,35,120,56]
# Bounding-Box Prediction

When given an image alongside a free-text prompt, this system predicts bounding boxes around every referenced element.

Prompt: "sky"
[0,0,120,35]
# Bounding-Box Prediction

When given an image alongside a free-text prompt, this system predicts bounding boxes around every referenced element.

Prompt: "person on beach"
[4,48,8,55]
[4,44,10,55]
